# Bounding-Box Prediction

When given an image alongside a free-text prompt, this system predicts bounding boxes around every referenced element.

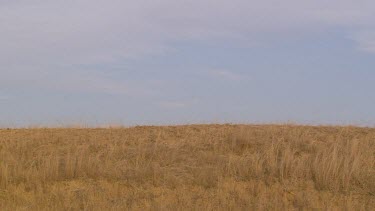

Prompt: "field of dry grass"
[0,124,374,210]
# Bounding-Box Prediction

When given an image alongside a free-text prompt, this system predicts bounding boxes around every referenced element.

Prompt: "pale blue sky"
[1,1,375,127]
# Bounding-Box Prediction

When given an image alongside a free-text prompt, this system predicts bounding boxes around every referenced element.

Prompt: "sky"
[1,0,375,127]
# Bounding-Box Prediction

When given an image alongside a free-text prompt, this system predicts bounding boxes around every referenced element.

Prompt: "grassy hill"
[0,124,374,210]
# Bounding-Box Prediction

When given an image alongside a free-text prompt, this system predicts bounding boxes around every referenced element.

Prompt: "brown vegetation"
[0,124,374,210]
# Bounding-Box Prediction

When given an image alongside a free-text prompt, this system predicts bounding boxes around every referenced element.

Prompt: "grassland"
[0,124,374,210]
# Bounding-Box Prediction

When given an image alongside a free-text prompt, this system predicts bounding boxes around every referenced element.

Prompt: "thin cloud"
[157,101,188,109]
[45,74,158,97]
[1,0,375,68]
[156,98,201,109]
[208,69,249,81]
[0,95,9,101]
[0,65,156,97]
[352,31,375,53]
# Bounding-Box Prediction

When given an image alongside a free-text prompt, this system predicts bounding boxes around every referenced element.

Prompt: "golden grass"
[0,124,374,210]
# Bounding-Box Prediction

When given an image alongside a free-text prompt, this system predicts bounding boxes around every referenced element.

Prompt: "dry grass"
[0,124,374,210]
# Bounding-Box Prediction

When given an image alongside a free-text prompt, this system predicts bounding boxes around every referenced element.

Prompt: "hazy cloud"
[156,98,201,109]
[157,101,188,109]
[2,0,375,71]
[0,96,9,101]
[352,31,375,53]
[0,91,9,101]
[208,69,248,81]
